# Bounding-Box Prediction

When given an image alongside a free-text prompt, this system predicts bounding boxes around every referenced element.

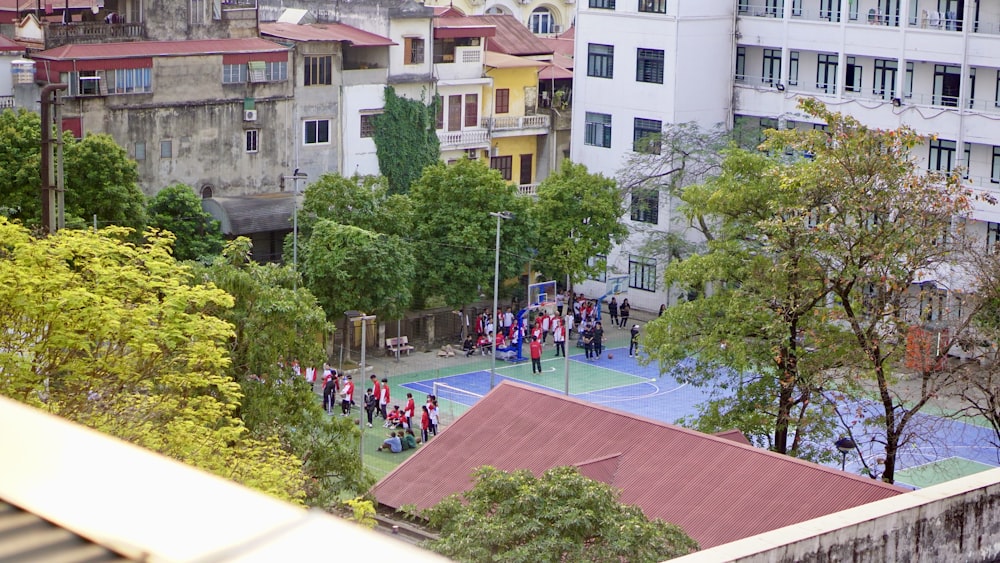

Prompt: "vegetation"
[372,87,440,195]
[423,466,698,562]
[148,183,223,261]
[0,221,306,503]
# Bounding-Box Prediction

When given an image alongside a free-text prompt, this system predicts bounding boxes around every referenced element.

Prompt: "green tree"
[372,87,440,195]
[299,173,413,239]
[196,238,373,504]
[148,183,223,261]
[410,158,536,308]
[532,160,628,283]
[302,220,414,322]
[423,466,698,562]
[0,109,145,231]
[646,148,855,460]
[761,99,972,482]
[0,220,305,503]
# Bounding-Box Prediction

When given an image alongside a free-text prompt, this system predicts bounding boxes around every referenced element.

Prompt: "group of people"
[606,297,632,329]
[378,394,440,452]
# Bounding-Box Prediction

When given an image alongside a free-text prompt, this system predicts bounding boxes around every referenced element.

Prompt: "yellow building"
[482,51,550,191]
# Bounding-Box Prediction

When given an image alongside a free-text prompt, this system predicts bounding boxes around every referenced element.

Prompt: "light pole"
[835,436,857,471]
[346,311,376,479]
[489,211,513,390]
[284,169,308,289]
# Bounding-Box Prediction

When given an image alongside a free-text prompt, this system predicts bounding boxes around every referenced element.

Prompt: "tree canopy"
[148,183,223,261]
[0,220,305,503]
[532,160,628,283]
[299,173,413,239]
[423,466,698,562]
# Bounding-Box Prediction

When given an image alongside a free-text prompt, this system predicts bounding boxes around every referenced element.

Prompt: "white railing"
[0,96,14,109]
[437,129,490,148]
[518,183,538,196]
[483,114,551,131]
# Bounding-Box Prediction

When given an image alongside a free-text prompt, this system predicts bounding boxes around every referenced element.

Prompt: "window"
[791,0,802,16]
[589,0,615,8]
[905,62,914,98]
[636,48,664,84]
[995,70,1000,108]
[584,112,612,148]
[245,129,259,153]
[304,55,332,86]
[404,37,425,65]
[819,0,839,21]
[190,0,206,24]
[816,53,838,93]
[928,139,957,172]
[77,71,101,96]
[360,114,377,138]
[639,0,666,14]
[223,63,246,84]
[588,44,614,79]
[109,68,151,94]
[873,59,898,100]
[495,88,510,113]
[490,156,513,181]
[630,189,659,223]
[160,140,172,158]
[264,61,287,82]
[735,47,746,82]
[934,64,961,107]
[303,119,330,145]
[529,8,554,33]
[628,255,657,292]
[992,146,1000,183]
[633,118,662,154]
[988,222,1000,250]
[762,49,781,85]
[434,95,444,129]
[788,51,799,85]
[465,94,478,127]
[587,255,607,282]
[845,57,862,93]
[134,142,146,161]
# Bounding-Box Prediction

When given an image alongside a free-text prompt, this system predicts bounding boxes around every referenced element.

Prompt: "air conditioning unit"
[244,109,258,122]
[552,24,563,33]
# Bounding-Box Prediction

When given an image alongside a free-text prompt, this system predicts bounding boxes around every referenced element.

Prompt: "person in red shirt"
[370,375,381,420]
[529,335,543,374]
[340,375,354,416]
[420,404,431,443]
[379,377,390,420]
[404,393,416,429]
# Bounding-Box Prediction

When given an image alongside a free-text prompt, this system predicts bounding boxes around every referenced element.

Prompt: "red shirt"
[372,379,381,401]
[421,410,430,430]
[405,397,415,418]
[530,340,542,359]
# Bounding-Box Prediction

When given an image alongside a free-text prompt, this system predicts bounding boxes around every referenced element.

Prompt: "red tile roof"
[260,22,396,47]
[33,38,287,61]
[372,381,906,549]
[473,15,552,57]
[0,34,21,52]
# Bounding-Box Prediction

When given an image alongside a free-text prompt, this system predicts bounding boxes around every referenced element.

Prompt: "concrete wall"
[671,468,1000,563]
[144,1,259,41]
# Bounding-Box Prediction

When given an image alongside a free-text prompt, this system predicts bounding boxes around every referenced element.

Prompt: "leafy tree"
[762,99,973,482]
[532,160,628,283]
[302,220,414,322]
[410,158,536,308]
[196,238,373,504]
[372,86,440,195]
[0,220,305,503]
[423,466,698,562]
[298,173,413,239]
[0,109,145,231]
[148,183,223,261]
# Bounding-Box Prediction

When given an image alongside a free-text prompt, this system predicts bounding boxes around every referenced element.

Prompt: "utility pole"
[39,84,67,235]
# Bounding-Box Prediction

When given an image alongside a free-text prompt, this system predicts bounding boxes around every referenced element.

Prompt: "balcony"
[437,128,490,150]
[0,96,14,109]
[518,183,539,196]
[482,114,551,137]
[44,22,145,49]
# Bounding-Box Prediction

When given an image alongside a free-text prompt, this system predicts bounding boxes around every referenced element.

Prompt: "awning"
[201,193,294,236]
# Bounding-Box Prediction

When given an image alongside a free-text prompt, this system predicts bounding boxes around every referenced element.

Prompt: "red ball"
[607,353,614,359]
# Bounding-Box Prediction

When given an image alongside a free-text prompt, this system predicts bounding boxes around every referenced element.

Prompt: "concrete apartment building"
[572,0,1000,314]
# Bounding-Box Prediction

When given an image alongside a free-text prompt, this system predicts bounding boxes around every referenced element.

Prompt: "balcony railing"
[483,114,551,132]
[437,128,490,148]
[45,22,145,48]
[0,96,14,109]
[518,184,539,196]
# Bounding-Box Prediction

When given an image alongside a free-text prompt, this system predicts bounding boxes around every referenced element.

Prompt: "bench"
[385,336,415,356]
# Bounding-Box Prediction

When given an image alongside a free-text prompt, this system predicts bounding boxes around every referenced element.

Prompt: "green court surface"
[894,457,997,489]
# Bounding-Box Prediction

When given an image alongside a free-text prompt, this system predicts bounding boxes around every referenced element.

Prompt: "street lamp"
[346,310,376,480]
[283,169,308,289]
[489,211,514,390]
[835,436,857,471]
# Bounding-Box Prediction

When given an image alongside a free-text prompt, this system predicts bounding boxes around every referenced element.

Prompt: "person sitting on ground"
[385,405,403,428]
[463,334,475,357]
[378,432,403,453]
[402,429,419,450]
[477,332,492,355]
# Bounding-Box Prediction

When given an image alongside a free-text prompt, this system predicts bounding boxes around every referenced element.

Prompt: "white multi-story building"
[572,0,1000,312]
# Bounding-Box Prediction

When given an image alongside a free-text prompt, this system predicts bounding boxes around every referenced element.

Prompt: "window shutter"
[248,61,266,83]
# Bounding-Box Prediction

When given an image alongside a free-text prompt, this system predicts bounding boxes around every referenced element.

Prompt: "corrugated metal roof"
[201,193,294,236]
[433,17,496,39]
[372,381,907,549]
[0,501,127,562]
[475,15,552,57]
[260,22,396,47]
[34,38,287,61]
[0,34,21,52]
